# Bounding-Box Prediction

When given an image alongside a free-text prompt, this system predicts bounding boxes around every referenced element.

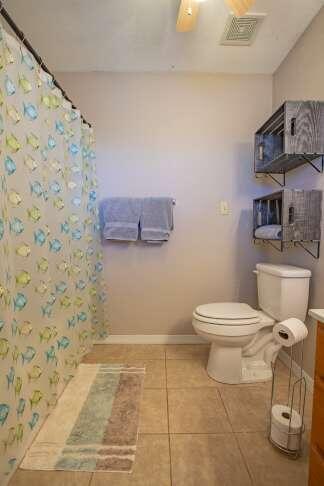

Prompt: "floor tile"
[122,344,166,360]
[220,383,313,433]
[236,431,309,486]
[219,385,313,432]
[170,434,252,486]
[165,344,210,360]
[166,359,218,388]
[82,351,166,389]
[219,385,272,432]
[168,388,232,433]
[82,344,166,362]
[82,344,125,363]
[9,470,91,486]
[139,389,168,433]
[91,434,171,486]
[126,360,166,388]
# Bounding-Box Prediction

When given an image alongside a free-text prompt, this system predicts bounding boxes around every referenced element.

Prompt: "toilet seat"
[194,302,260,326]
[193,310,274,338]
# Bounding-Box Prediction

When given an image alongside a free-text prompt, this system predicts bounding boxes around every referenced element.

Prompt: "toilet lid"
[195,303,259,322]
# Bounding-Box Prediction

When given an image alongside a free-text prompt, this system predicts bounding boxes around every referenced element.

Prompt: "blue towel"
[140,197,174,242]
[101,197,142,241]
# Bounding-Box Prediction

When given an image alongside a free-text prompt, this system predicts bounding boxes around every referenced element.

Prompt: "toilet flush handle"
[253,270,259,275]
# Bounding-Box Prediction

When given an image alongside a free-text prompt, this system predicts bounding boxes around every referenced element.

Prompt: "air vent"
[220,13,266,46]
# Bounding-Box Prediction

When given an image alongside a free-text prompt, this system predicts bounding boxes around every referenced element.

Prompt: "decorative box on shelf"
[254,101,324,186]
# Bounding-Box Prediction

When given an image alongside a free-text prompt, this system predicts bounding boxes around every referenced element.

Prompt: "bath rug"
[20,364,145,473]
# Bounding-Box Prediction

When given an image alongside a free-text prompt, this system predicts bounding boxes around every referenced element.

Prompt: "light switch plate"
[220,200,230,215]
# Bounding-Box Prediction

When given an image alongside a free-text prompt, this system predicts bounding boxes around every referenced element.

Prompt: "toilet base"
[207,343,243,384]
[207,342,273,384]
[241,358,273,383]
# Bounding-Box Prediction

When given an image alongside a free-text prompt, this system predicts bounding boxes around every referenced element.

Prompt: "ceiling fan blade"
[225,0,255,17]
[176,0,200,33]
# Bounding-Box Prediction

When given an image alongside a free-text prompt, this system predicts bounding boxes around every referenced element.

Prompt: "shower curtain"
[0,24,108,483]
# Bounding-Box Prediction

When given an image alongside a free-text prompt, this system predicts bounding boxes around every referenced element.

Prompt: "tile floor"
[10,344,313,486]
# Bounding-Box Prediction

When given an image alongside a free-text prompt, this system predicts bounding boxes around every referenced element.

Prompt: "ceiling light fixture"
[177,0,255,33]
[225,0,255,17]
[176,0,199,32]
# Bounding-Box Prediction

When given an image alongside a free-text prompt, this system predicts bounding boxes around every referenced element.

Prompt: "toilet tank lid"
[195,302,258,320]
[256,263,311,278]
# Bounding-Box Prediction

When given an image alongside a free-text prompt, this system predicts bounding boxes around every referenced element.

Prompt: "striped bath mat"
[21,364,145,473]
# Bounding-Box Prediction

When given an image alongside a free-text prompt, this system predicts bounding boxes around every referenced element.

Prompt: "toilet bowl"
[193,303,278,384]
[192,264,311,385]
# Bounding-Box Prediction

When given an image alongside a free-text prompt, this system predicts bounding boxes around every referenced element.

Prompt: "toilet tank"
[255,263,311,322]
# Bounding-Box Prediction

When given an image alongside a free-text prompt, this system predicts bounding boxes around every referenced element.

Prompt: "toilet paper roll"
[270,404,302,451]
[273,318,308,347]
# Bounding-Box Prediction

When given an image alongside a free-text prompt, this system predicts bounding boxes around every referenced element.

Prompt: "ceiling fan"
[176,0,255,32]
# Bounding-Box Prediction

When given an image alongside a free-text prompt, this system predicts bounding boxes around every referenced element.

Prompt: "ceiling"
[5,0,324,74]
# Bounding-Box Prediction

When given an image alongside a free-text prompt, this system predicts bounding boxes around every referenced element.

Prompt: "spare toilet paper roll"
[273,318,308,347]
[270,404,302,451]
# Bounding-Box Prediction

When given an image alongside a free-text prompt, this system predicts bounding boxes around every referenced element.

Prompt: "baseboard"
[93,334,206,345]
[278,349,314,393]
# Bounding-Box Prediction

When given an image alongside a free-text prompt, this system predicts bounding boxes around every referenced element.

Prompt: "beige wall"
[59,5,324,375]
[273,7,324,376]
[58,72,272,335]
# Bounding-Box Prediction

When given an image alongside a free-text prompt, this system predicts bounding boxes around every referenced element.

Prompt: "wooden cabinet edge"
[309,320,324,485]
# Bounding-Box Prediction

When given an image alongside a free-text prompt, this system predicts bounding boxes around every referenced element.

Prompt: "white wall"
[273,7,324,377]
[58,72,273,335]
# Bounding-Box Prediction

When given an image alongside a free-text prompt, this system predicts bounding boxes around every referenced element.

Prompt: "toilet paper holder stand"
[268,343,307,459]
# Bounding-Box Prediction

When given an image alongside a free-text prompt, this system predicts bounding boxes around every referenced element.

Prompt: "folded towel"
[140,197,174,242]
[255,224,282,240]
[101,197,142,241]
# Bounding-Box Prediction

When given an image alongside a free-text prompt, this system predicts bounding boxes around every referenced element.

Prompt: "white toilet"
[192,263,311,384]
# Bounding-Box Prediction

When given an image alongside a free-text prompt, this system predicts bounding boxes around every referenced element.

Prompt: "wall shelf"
[253,189,322,259]
[254,101,324,186]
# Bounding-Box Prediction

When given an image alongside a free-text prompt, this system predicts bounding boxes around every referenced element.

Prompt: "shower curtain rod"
[0,1,91,127]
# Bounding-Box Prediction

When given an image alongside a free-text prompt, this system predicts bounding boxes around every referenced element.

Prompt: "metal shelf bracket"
[301,155,324,174]
[294,240,321,259]
[254,238,321,259]
[255,156,324,188]
[254,172,286,187]
[253,239,284,252]
[267,173,286,187]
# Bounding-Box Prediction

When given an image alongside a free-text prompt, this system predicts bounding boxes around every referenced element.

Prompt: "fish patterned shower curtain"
[0,24,108,484]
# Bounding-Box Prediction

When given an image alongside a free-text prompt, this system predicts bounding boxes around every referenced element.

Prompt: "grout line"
[233,432,255,486]
[165,386,269,390]
[218,388,234,434]
[165,349,173,486]
[139,432,170,436]
[140,430,267,436]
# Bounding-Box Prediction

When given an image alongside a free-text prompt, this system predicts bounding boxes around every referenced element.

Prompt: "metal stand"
[268,342,306,459]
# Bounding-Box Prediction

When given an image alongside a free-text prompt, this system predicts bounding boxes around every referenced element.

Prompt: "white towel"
[255,224,282,240]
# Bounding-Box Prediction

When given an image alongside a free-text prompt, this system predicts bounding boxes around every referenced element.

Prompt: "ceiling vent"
[220,13,266,46]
